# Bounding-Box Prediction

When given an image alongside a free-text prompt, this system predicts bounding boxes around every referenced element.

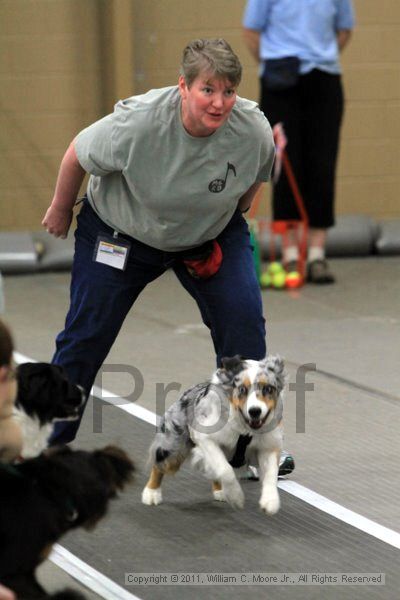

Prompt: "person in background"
[243,0,355,283]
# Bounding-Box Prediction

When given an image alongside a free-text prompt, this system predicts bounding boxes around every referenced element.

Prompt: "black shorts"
[261,69,344,228]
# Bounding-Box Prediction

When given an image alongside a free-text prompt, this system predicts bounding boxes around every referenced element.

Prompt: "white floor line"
[50,544,141,600]
[14,350,400,598]
[278,480,400,550]
[92,384,159,427]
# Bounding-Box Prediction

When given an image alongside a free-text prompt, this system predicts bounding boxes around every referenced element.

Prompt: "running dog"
[142,355,285,515]
[14,362,85,458]
[0,445,134,598]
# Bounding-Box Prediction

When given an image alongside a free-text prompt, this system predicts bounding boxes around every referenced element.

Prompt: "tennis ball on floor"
[34,240,46,258]
[285,271,303,289]
[267,261,284,276]
[272,271,286,289]
[259,271,272,288]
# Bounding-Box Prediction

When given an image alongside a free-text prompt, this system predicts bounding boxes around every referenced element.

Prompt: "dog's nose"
[248,406,262,420]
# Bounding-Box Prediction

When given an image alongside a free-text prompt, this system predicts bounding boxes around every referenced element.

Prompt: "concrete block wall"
[0,0,399,231]
[0,0,104,230]
[336,0,400,221]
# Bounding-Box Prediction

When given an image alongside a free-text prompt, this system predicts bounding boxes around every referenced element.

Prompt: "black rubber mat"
[62,403,399,600]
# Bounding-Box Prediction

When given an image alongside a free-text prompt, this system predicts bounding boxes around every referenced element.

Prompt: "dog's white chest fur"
[13,407,52,459]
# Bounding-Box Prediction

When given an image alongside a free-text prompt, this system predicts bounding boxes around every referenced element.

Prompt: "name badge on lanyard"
[94,232,131,271]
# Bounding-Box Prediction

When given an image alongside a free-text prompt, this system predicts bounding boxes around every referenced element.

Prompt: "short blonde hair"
[181,38,242,88]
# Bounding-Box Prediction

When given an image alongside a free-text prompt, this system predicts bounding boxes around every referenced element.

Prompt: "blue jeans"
[51,201,266,443]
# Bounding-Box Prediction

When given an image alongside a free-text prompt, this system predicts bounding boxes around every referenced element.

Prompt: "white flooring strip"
[92,384,159,426]
[278,480,400,550]
[50,544,141,600]
[14,350,400,597]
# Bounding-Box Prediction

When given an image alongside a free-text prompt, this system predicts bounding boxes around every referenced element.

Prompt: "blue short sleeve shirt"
[243,0,355,74]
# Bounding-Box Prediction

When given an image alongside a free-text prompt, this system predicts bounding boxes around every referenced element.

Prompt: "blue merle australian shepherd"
[142,355,285,515]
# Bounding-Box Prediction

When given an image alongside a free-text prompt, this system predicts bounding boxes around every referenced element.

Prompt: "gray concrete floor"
[36,561,101,599]
[2,255,400,598]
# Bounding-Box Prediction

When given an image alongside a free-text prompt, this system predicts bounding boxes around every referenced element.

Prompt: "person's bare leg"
[282,228,299,269]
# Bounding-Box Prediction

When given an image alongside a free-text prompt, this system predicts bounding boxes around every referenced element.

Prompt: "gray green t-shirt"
[75,86,274,252]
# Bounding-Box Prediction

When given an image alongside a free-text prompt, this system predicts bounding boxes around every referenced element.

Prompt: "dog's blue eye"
[238,385,247,396]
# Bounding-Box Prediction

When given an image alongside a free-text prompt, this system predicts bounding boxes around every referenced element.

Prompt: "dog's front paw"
[223,479,245,509]
[142,486,163,506]
[213,488,226,502]
[259,491,280,515]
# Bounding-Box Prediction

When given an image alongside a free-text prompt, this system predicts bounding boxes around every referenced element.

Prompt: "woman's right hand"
[42,204,73,239]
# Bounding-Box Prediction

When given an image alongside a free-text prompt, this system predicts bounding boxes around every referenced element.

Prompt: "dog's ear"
[16,362,84,410]
[93,445,135,491]
[262,355,286,394]
[218,355,246,383]
[221,355,245,373]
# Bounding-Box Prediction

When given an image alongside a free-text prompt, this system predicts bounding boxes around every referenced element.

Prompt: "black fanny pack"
[262,56,300,91]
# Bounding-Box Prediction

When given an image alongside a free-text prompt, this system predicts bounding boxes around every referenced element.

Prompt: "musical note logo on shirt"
[208,162,237,193]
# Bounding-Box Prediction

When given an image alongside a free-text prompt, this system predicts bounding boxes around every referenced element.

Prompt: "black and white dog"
[14,363,85,458]
[0,445,134,599]
[142,355,285,515]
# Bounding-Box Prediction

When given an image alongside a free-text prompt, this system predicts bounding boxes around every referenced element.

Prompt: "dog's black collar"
[229,434,252,468]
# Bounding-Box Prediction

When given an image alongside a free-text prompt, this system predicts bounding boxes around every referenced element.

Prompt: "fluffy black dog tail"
[93,445,135,492]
